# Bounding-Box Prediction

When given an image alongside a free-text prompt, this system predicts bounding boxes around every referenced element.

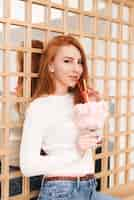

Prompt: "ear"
[48,64,54,73]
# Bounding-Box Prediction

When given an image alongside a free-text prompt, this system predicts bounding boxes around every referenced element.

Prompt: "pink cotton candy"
[73,100,109,130]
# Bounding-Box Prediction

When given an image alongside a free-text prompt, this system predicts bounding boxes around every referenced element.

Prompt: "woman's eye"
[64,60,70,63]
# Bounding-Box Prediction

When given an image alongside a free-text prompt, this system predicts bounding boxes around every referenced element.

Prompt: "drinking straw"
[82,79,89,102]
[83,79,87,91]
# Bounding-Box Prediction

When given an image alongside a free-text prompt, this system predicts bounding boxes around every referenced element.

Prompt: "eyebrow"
[63,56,82,60]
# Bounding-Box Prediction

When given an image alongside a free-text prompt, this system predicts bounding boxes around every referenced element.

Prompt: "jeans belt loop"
[76,176,80,190]
[41,175,46,186]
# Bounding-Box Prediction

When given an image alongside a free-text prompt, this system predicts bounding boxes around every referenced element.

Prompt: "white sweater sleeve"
[20,101,83,177]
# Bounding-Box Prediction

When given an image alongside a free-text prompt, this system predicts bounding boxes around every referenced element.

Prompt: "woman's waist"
[45,167,94,177]
[44,157,94,177]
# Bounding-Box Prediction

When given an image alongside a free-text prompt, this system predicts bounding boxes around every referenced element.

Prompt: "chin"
[68,82,76,88]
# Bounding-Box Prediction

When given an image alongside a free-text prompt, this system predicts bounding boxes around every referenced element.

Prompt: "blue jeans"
[37,178,121,200]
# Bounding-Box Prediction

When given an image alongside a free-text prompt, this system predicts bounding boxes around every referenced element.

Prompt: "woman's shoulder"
[26,95,51,114]
[31,95,50,104]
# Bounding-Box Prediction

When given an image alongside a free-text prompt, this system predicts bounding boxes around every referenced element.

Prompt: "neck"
[54,81,68,95]
[54,90,68,96]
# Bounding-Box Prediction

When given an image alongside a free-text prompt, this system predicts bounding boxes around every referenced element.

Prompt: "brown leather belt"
[45,174,95,181]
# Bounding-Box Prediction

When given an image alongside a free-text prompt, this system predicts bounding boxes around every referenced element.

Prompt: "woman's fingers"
[87,88,101,101]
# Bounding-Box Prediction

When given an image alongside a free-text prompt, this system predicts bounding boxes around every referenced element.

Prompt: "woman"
[20,35,120,200]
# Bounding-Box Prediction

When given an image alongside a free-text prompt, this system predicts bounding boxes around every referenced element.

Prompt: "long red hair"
[32,35,90,104]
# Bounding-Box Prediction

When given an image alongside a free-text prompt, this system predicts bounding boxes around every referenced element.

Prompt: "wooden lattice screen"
[0,0,134,199]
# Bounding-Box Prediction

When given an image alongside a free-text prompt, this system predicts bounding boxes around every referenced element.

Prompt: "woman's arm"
[20,101,86,177]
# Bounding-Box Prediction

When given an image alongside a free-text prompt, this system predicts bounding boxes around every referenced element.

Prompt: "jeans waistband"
[41,175,97,191]
[43,174,95,182]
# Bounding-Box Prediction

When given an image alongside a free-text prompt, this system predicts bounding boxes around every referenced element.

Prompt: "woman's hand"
[76,132,98,154]
[80,88,101,103]
[87,88,101,101]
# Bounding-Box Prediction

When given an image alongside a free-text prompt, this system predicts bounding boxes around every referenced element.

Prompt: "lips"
[69,75,79,81]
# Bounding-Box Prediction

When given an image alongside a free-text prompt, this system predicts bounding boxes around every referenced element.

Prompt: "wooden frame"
[0,0,134,199]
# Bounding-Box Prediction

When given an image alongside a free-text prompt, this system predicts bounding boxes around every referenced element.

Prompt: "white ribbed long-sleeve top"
[20,93,94,177]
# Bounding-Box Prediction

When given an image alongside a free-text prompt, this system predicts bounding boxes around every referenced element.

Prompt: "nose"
[73,60,83,74]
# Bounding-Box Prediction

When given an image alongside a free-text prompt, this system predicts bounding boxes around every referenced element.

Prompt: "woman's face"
[50,45,83,94]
